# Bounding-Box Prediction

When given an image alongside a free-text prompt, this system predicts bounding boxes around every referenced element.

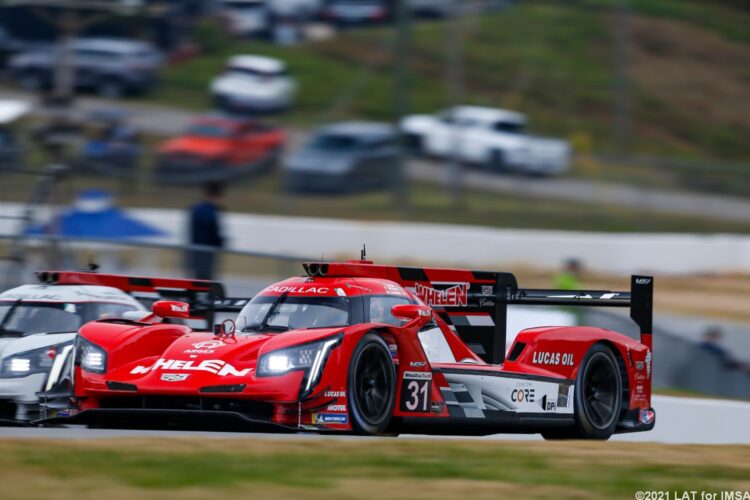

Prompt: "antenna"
[360,244,367,261]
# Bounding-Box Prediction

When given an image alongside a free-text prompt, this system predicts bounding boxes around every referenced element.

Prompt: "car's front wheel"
[99,78,126,99]
[347,333,396,435]
[543,343,622,440]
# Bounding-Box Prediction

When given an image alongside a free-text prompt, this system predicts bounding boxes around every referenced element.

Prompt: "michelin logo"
[314,413,348,425]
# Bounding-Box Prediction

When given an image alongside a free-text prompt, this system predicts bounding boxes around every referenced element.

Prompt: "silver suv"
[8,38,163,98]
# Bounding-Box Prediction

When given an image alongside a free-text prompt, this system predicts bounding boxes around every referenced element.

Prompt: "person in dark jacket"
[187,182,225,280]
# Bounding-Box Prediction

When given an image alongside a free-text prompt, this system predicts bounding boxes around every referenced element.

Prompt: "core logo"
[415,282,468,307]
[511,388,535,403]
[532,352,574,366]
[131,359,251,377]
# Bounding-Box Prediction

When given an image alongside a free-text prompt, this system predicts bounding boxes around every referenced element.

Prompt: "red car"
[57,260,654,440]
[155,115,285,184]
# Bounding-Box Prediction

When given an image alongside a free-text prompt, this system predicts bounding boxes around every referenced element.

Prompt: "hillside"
[150,0,750,164]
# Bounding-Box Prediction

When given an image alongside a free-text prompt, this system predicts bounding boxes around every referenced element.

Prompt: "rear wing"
[303,261,653,364]
[36,271,228,326]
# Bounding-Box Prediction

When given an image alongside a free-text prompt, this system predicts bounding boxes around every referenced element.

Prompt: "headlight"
[1,343,71,378]
[257,335,342,394]
[74,337,107,374]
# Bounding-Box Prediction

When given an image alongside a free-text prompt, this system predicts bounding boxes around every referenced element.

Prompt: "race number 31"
[400,371,432,412]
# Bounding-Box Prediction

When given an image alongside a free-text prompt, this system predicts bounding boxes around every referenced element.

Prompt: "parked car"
[269,0,323,16]
[284,122,398,193]
[322,0,390,25]
[210,55,296,113]
[217,0,271,37]
[401,106,571,175]
[7,38,163,98]
[407,0,451,17]
[155,114,286,184]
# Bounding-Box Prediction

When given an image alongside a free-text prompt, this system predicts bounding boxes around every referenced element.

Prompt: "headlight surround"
[257,335,342,394]
[74,337,107,374]
[1,343,72,378]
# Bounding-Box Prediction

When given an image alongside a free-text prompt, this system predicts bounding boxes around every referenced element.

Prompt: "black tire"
[543,344,622,440]
[347,333,396,435]
[19,70,46,92]
[405,133,424,155]
[98,78,126,99]
[488,150,506,171]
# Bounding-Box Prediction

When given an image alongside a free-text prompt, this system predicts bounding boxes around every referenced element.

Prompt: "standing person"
[554,258,583,290]
[187,182,225,280]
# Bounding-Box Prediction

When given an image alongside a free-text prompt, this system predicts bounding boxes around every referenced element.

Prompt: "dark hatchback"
[283,121,399,194]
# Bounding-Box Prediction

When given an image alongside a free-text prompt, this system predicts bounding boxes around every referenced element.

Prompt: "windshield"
[186,122,233,138]
[226,66,287,78]
[238,295,351,333]
[0,301,137,337]
[309,134,363,152]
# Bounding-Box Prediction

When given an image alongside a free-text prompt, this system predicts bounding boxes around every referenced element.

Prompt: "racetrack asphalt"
[0,396,747,444]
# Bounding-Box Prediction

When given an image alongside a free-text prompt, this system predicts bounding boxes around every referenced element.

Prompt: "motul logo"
[130,359,251,377]
[415,283,468,307]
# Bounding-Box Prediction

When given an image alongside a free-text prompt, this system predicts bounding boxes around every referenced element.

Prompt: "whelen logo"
[131,359,251,377]
[171,304,188,313]
[415,282,468,307]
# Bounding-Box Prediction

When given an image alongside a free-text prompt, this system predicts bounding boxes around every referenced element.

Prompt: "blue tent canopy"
[25,189,166,240]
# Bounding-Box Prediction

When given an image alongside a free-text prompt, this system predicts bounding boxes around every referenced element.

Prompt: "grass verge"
[1,437,749,499]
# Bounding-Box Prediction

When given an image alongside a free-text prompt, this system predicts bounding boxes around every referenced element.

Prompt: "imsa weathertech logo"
[415,282,468,307]
[131,359,251,377]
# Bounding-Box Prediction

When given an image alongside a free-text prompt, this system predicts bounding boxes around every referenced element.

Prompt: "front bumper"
[155,152,278,185]
[214,92,291,113]
[0,373,46,422]
[40,408,297,432]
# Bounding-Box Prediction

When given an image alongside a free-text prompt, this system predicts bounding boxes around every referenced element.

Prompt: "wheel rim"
[353,344,392,424]
[582,352,618,429]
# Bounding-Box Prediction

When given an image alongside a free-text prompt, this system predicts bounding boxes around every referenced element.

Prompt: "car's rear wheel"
[347,333,396,435]
[19,71,45,92]
[542,344,622,440]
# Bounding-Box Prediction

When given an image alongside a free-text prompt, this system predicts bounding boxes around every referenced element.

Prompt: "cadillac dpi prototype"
[56,261,654,439]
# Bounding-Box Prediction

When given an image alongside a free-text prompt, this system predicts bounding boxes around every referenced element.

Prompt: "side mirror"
[214,318,236,338]
[391,304,432,328]
[152,300,190,319]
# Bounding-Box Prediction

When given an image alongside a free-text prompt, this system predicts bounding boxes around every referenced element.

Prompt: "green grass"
[2,438,748,498]
[138,0,750,165]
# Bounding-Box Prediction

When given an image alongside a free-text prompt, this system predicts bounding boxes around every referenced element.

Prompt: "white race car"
[0,271,226,423]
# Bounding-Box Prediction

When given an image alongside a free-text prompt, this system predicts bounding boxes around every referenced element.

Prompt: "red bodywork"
[158,116,285,167]
[69,261,654,435]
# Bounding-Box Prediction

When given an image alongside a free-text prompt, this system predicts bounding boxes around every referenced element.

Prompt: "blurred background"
[0,0,749,401]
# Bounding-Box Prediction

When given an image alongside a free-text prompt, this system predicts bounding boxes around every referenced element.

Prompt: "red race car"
[55,260,654,440]
[155,115,285,185]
